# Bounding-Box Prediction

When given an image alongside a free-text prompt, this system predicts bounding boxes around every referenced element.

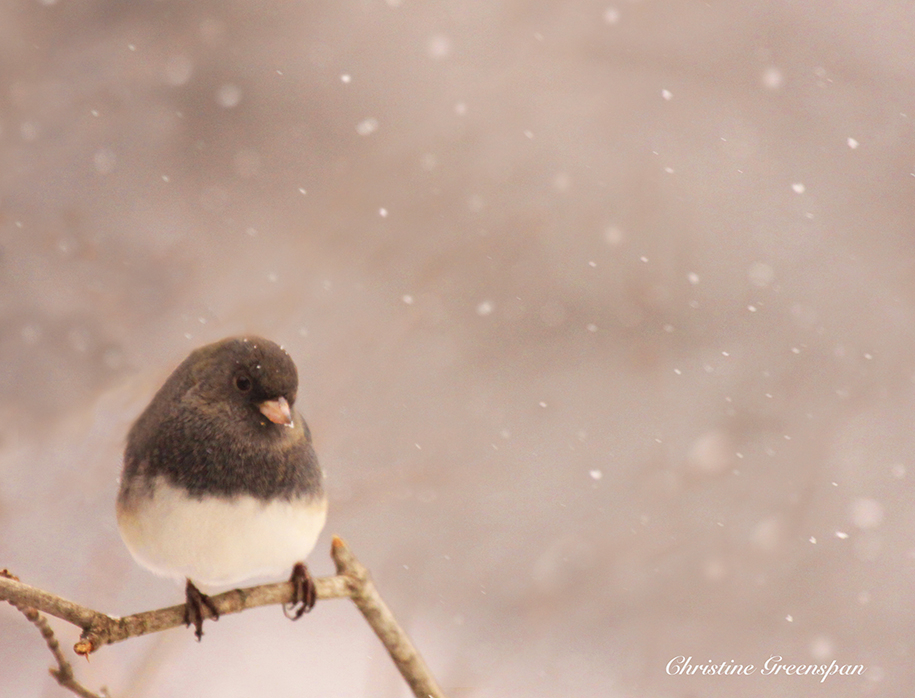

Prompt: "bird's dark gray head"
[188,336,299,410]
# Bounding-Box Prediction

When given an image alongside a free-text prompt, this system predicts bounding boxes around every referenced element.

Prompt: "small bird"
[116,336,327,639]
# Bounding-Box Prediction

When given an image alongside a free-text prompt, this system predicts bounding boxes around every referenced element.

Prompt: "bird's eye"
[234,375,252,392]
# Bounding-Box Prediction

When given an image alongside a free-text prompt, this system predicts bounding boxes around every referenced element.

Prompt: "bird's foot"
[283,562,316,620]
[184,579,219,641]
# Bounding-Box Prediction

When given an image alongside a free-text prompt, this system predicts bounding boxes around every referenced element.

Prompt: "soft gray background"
[0,1,912,696]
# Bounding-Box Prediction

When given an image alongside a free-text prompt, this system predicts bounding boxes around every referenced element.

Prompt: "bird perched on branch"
[116,336,327,639]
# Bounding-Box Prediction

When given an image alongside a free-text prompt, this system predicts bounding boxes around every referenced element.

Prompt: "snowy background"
[1,1,913,696]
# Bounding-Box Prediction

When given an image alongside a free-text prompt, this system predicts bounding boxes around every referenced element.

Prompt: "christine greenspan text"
[666,655,866,683]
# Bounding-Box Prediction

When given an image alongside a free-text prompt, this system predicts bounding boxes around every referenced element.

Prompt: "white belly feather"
[117,477,328,588]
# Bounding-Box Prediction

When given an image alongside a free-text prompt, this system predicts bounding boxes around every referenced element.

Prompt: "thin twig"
[1,538,448,698]
[331,538,446,698]
[2,571,105,698]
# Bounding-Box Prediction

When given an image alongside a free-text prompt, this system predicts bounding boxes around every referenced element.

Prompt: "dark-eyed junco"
[116,336,327,639]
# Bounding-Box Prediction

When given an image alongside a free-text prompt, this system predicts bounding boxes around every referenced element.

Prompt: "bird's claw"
[283,562,316,620]
[184,579,219,641]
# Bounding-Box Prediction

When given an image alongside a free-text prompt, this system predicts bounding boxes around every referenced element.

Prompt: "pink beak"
[258,396,294,427]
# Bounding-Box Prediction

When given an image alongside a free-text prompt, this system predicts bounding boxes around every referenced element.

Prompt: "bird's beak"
[258,396,294,427]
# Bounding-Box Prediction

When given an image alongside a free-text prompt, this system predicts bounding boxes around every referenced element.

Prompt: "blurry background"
[0,1,912,696]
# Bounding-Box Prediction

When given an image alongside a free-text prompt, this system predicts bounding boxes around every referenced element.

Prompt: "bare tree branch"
[0,569,352,654]
[1,537,448,698]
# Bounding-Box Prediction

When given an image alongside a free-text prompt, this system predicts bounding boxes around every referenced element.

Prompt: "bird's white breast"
[117,477,328,588]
